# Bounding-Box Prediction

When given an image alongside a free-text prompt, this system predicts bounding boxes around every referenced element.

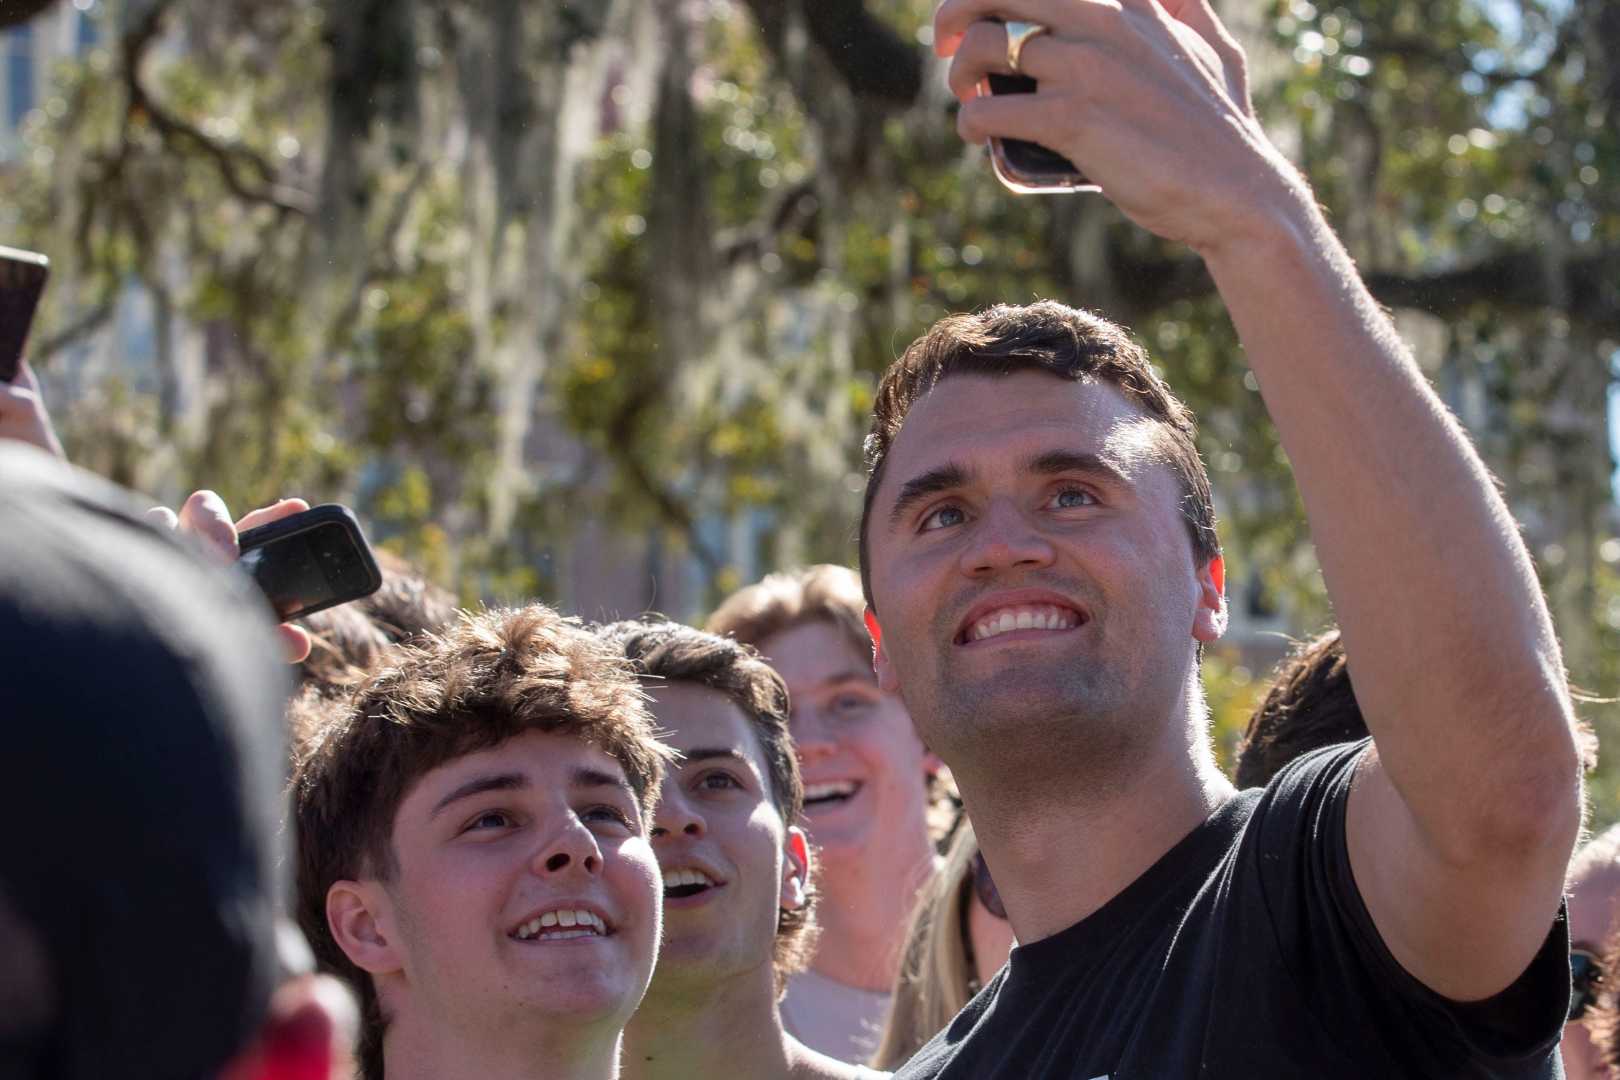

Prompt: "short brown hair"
[361,549,458,645]
[599,617,818,985]
[1234,630,1366,788]
[1237,628,1598,788]
[290,604,672,1079]
[706,564,872,666]
[859,301,1220,608]
[297,603,391,697]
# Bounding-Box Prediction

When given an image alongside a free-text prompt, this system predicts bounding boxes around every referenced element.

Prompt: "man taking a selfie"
[856,1,1581,1075]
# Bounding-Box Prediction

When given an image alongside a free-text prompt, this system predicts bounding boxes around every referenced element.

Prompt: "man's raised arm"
[935,0,1581,1001]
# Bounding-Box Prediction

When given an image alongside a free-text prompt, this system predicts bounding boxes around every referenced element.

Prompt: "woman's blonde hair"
[870,819,984,1069]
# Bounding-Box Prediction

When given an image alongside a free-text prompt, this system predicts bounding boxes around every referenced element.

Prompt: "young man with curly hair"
[602,619,883,1080]
[291,605,673,1080]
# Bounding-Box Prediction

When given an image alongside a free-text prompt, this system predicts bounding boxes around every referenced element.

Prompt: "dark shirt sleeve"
[1248,740,1570,1075]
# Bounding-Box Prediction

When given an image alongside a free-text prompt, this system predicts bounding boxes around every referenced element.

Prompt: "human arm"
[935,0,1580,1001]
[0,360,66,458]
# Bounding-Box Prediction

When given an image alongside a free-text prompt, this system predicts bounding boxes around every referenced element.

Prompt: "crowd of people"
[3,1,1615,1077]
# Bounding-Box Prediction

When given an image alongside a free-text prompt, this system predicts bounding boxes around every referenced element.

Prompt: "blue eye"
[465,810,514,832]
[1052,488,1096,508]
[921,505,966,531]
[584,804,635,829]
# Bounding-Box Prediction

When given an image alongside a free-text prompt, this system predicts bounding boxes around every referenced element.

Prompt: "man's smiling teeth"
[512,909,607,941]
[971,605,1078,641]
[662,868,717,889]
[803,781,859,802]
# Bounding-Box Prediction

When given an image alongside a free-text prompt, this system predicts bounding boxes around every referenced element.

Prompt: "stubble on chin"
[909,634,1151,788]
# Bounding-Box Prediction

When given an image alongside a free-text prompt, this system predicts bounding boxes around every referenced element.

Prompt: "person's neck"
[810,823,939,992]
[621,964,792,1080]
[959,716,1235,947]
[383,1014,621,1080]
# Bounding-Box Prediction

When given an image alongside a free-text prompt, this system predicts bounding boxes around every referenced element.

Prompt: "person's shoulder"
[1253,737,1371,809]
[785,1039,890,1080]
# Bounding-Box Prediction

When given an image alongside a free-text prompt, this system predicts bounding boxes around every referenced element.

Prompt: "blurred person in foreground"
[708,565,942,1063]
[290,605,672,1080]
[855,1,1583,1074]
[870,819,1014,1070]
[0,443,338,1079]
[603,618,883,1080]
[1563,827,1620,1080]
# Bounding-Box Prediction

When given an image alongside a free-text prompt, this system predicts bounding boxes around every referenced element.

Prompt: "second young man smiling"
[709,565,941,1064]
[603,618,883,1080]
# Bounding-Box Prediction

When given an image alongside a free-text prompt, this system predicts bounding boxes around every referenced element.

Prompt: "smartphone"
[0,245,49,382]
[236,504,383,622]
[984,74,1098,194]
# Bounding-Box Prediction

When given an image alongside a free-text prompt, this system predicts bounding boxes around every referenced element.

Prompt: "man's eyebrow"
[571,766,636,797]
[677,747,753,768]
[1027,449,1130,486]
[820,669,876,688]
[888,461,972,528]
[430,772,529,818]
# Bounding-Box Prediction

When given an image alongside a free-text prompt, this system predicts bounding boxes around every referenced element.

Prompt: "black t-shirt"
[895,742,1570,1079]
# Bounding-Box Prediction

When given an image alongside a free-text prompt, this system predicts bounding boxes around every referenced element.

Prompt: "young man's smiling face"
[329,729,662,1044]
[864,370,1226,769]
[756,619,933,862]
[645,680,807,989]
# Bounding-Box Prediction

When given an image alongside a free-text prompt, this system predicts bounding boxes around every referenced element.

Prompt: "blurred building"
[0,2,96,159]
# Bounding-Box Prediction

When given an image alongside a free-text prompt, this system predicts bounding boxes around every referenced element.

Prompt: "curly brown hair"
[290,604,673,1080]
[858,301,1220,610]
[599,617,819,989]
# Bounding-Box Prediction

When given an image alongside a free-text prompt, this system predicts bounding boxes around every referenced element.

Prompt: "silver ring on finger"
[1004,20,1049,76]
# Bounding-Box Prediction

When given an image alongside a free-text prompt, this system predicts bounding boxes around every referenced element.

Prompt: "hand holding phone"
[0,245,48,383]
[979,20,1095,194]
[0,359,66,458]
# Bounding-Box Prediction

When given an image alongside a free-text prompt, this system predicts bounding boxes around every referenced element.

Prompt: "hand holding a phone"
[935,0,1309,259]
[0,359,65,459]
[150,491,315,663]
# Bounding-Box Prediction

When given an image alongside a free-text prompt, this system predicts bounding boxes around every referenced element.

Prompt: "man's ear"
[780,826,811,912]
[326,880,402,977]
[1192,554,1228,644]
[865,608,900,693]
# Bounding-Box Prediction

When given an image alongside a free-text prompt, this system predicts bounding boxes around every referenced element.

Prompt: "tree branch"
[604,378,726,577]
[28,297,117,364]
[716,178,818,268]
[121,1,314,215]
[1111,245,1620,337]
[1357,27,1573,93]
[740,0,923,108]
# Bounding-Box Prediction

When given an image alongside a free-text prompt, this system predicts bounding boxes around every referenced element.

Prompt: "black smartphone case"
[236,503,383,621]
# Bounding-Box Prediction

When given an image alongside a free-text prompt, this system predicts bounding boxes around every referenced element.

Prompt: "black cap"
[0,445,292,1078]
